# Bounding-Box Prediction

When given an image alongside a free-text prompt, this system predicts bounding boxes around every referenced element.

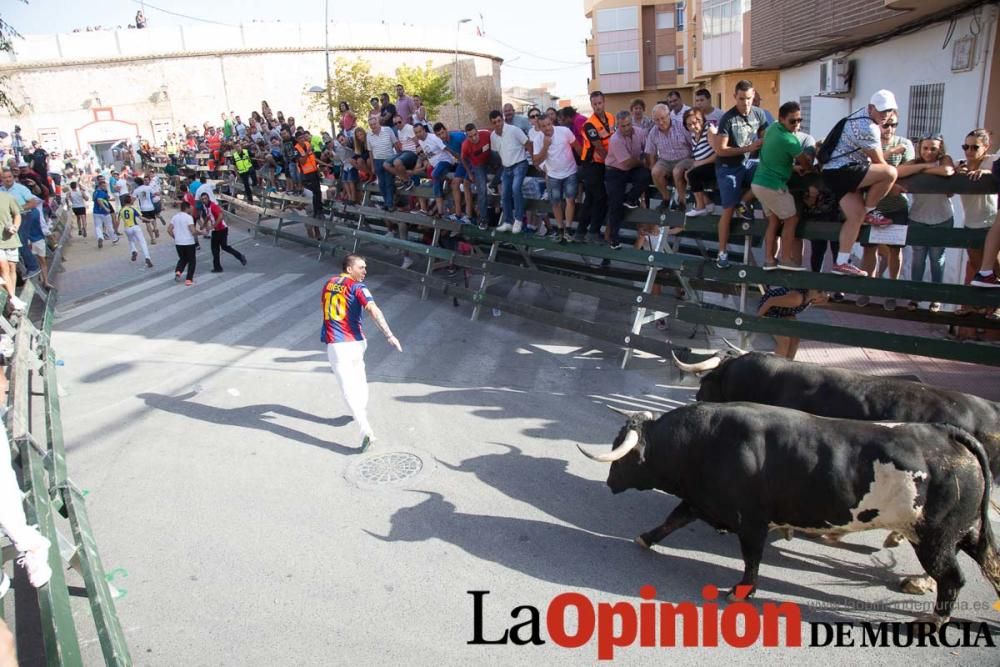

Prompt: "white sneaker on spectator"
[16,533,52,588]
[496,222,513,232]
[446,214,460,222]
[511,220,523,234]
[401,256,415,270]
[535,223,548,237]
[459,215,473,225]
[685,207,710,217]
[9,296,27,312]
[0,571,8,599]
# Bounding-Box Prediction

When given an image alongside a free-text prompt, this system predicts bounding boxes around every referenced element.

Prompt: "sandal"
[907,300,919,311]
[929,302,942,313]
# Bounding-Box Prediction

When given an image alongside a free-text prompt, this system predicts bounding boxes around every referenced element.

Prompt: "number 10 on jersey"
[325,291,348,321]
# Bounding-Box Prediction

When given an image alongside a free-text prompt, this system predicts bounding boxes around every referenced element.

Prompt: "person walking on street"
[116,194,153,268]
[169,201,200,286]
[199,193,247,273]
[321,253,402,452]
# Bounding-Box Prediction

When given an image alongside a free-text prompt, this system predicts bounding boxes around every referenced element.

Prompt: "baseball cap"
[869,89,898,112]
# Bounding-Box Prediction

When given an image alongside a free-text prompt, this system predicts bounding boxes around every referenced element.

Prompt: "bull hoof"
[883,531,905,548]
[900,575,936,595]
[634,536,651,550]
[781,528,794,541]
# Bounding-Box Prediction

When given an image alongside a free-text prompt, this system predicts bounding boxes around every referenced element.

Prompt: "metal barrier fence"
[1,212,131,666]
[211,169,1000,367]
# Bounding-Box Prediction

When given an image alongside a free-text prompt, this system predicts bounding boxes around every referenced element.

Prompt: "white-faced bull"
[578,403,1000,625]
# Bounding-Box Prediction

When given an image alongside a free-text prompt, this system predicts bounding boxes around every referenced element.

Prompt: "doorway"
[90,141,120,169]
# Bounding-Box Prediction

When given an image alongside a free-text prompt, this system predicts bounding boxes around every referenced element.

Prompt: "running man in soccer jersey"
[321,254,401,452]
[116,195,153,267]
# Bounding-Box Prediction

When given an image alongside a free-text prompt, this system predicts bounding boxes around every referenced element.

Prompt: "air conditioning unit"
[818,58,851,96]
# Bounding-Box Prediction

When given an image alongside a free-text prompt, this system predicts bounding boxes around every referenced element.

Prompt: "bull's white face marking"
[770,462,926,541]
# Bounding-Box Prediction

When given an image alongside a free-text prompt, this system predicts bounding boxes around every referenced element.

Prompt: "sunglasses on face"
[787,118,803,124]
[882,122,899,128]
[529,114,540,119]
[961,144,984,151]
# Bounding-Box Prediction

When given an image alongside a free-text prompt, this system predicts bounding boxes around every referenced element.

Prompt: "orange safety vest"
[296,142,318,174]
[580,111,616,164]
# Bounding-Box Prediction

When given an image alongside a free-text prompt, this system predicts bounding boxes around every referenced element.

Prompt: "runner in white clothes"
[320,253,402,452]
[131,177,161,244]
[67,181,88,236]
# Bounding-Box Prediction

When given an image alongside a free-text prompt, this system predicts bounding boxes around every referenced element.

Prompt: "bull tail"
[946,425,1000,595]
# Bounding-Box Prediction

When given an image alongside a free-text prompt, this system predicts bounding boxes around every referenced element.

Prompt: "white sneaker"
[9,296,27,312]
[511,220,523,234]
[535,223,548,237]
[401,256,415,270]
[496,222,513,232]
[685,207,709,217]
[16,534,52,588]
[0,571,9,599]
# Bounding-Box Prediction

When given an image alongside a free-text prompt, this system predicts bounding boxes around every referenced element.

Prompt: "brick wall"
[750,0,905,68]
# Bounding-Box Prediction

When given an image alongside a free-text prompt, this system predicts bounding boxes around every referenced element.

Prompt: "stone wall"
[1,23,503,154]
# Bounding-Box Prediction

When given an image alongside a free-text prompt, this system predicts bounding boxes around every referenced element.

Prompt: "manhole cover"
[356,452,423,485]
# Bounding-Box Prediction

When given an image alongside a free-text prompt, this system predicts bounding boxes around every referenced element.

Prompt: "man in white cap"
[819,89,899,277]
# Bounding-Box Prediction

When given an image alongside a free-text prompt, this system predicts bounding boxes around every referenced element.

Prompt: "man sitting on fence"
[819,89,899,277]
[604,110,651,251]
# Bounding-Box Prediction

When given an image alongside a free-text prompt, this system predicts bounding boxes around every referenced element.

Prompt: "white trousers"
[124,226,149,259]
[93,214,118,241]
[327,340,372,439]
[0,427,38,550]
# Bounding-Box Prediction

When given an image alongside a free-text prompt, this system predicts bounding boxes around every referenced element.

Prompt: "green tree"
[394,61,453,120]
[305,57,391,133]
[0,1,27,112]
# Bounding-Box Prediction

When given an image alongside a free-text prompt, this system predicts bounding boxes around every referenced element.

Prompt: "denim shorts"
[431,161,455,197]
[716,160,757,209]
[342,167,359,183]
[454,163,468,180]
[391,151,418,170]
[547,173,578,201]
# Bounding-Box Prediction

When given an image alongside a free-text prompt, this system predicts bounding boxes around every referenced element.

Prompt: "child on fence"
[904,136,955,312]
[116,195,153,268]
[68,181,88,236]
[757,286,830,359]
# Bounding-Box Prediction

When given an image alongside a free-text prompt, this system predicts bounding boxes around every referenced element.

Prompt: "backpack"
[816,116,850,165]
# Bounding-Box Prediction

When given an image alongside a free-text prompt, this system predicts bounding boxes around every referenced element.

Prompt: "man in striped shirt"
[645,103,694,212]
[366,118,401,212]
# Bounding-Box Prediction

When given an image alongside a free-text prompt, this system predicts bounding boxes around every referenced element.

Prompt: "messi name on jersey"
[320,275,373,343]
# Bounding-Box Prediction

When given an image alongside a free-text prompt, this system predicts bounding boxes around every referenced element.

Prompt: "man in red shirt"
[199,193,247,273]
[461,122,493,229]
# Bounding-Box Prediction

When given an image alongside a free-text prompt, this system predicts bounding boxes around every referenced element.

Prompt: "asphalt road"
[49,220,999,666]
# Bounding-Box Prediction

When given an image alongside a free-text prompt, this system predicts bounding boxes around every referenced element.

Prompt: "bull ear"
[722,338,750,356]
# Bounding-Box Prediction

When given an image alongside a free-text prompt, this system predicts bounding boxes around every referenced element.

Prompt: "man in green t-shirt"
[751,101,813,270]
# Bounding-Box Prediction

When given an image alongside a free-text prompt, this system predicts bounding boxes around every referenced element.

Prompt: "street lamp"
[454,18,471,121]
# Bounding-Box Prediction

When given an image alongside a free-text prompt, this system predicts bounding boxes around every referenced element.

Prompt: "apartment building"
[584,0,780,117]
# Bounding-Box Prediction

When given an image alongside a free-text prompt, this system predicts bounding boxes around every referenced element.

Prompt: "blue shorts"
[715,160,757,209]
[431,161,455,197]
[546,173,578,201]
[390,151,418,170]
[454,163,468,180]
[342,167,359,183]
[287,161,301,183]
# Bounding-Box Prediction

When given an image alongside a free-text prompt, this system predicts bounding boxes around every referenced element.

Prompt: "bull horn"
[722,338,749,355]
[577,429,639,463]
[671,351,722,374]
[606,405,654,420]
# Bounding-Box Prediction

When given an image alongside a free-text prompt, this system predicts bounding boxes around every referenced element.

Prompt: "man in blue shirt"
[0,168,40,276]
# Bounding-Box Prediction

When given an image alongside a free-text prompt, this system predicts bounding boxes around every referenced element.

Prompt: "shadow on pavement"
[137,391,355,454]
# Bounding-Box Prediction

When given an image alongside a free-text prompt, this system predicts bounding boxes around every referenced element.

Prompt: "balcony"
[884,0,970,9]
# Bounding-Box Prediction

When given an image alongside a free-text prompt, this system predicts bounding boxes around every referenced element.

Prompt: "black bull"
[578,403,1000,622]
[682,352,1000,480]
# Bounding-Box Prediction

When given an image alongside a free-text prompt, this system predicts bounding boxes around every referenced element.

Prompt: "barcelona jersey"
[321,274,373,343]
